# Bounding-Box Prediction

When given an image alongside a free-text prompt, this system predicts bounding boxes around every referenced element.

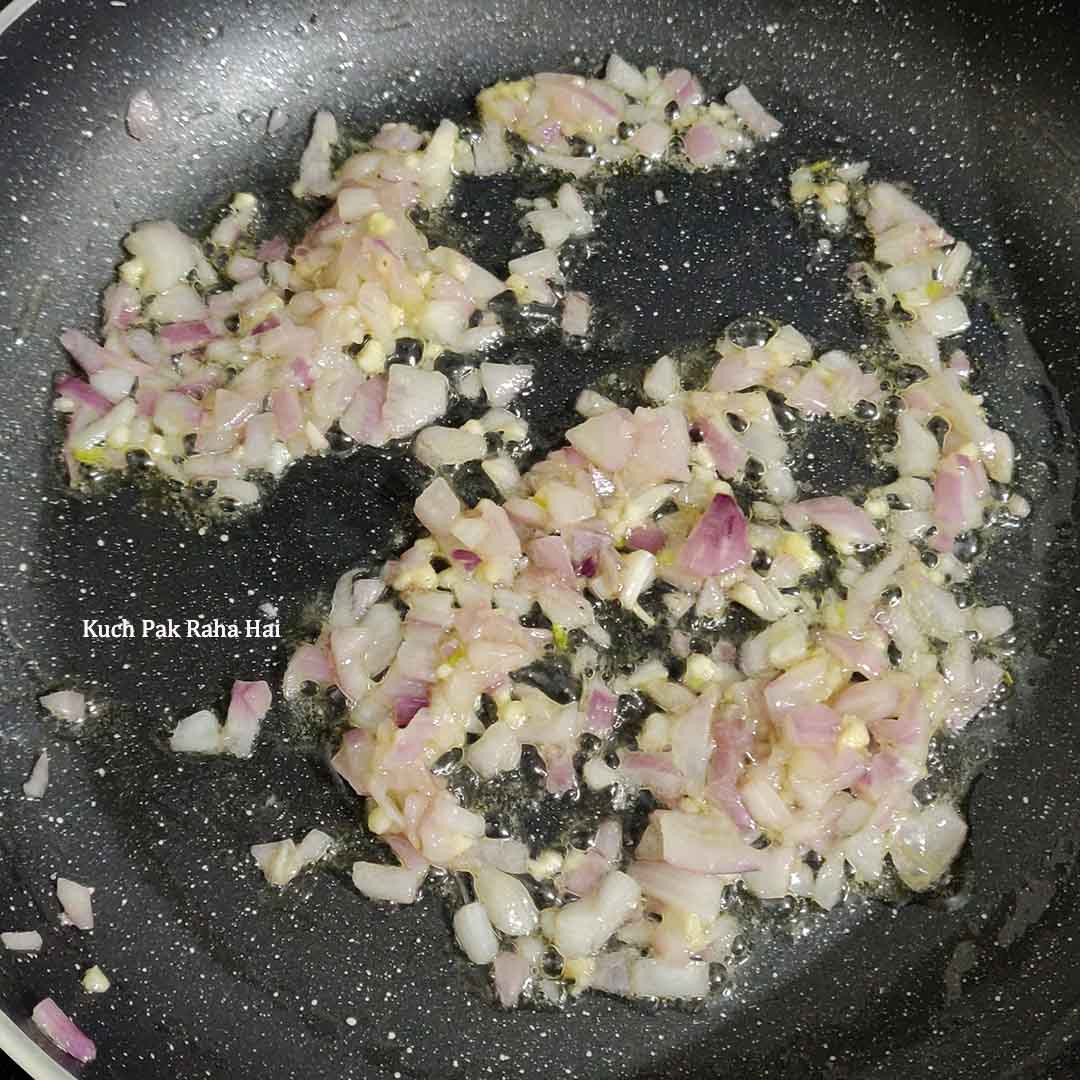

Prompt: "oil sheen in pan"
[245,150,1069,1000]
[9,66,1076,1080]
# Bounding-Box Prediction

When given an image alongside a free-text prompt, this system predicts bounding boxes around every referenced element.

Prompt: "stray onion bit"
[39,690,85,724]
[125,89,162,141]
[31,998,97,1063]
[287,224,1016,1003]
[56,878,94,931]
[22,749,49,799]
[55,58,782,509]
[169,679,272,757]
[82,966,111,994]
[250,829,333,887]
[2,931,43,952]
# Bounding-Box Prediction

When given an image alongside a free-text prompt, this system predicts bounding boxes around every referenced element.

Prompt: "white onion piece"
[82,966,110,993]
[414,425,488,468]
[351,861,427,904]
[480,363,533,407]
[267,107,287,134]
[643,354,679,402]
[126,88,162,140]
[482,454,521,496]
[467,721,521,779]
[628,861,727,923]
[864,182,937,234]
[553,871,641,958]
[251,829,332,887]
[454,901,499,964]
[507,249,562,305]
[567,408,634,472]
[292,109,339,198]
[561,291,592,336]
[605,53,648,99]
[919,296,971,338]
[892,412,940,477]
[383,366,449,441]
[655,811,761,874]
[418,118,459,207]
[169,709,222,754]
[725,84,781,138]
[629,958,709,999]
[89,368,136,404]
[330,605,402,701]
[56,878,94,930]
[812,854,846,910]
[889,802,967,891]
[23,750,49,799]
[124,221,212,293]
[473,866,538,937]
[471,837,530,875]
[556,183,593,236]
[39,691,85,724]
[2,931,43,951]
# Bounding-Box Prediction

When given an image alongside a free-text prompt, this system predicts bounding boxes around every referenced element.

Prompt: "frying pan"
[1,0,1078,1077]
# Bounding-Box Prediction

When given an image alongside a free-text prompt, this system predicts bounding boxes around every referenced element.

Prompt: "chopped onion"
[553,871,641,957]
[2,931,43,952]
[31,998,96,1063]
[454,901,499,964]
[725,84,781,137]
[561,291,592,336]
[23,750,49,799]
[678,494,750,577]
[480,362,533,407]
[383,366,449,441]
[251,829,332,887]
[889,802,967,891]
[629,957,709,999]
[221,679,271,758]
[413,425,488,468]
[292,109,339,198]
[473,866,539,937]
[56,878,94,930]
[126,89,162,140]
[493,949,531,1007]
[39,690,85,724]
[351,860,427,904]
[782,497,880,546]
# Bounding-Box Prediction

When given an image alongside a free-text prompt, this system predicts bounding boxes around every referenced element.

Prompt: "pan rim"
[0,9,75,1080]
[0,1010,74,1080]
[0,0,39,36]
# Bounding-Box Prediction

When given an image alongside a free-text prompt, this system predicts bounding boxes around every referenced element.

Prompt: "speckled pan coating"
[0,1,1078,1078]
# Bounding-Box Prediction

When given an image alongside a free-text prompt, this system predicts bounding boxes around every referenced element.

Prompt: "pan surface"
[0,0,1079,1077]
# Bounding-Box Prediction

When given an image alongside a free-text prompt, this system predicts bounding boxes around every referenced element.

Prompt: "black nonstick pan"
[1,0,1078,1077]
